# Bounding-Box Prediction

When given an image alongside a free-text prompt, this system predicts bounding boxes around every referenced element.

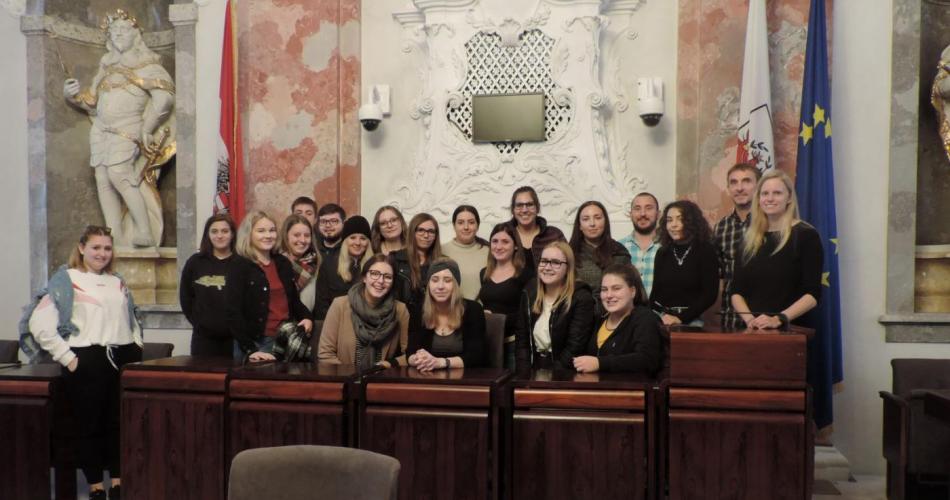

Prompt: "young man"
[618,192,661,296]
[714,162,761,329]
[291,196,318,227]
[315,203,346,258]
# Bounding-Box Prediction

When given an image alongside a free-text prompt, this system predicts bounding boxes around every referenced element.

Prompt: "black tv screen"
[472,93,545,142]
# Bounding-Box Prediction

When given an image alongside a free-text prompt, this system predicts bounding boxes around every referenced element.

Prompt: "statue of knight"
[63,9,176,248]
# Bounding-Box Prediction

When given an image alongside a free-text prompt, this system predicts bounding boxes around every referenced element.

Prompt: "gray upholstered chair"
[484,312,506,369]
[0,340,18,363]
[880,358,950,499]
[228,445,399,500]
[142,342,174,361]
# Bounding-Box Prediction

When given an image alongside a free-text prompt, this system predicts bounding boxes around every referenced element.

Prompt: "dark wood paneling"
[513,389,645,411]
[229,379,344,402]
[669,388,805,412]
[670,332,806,388]
[0,396,51,500]
[366,383,490,407]
[122,370,228,393]
[229,401,345,460]
[511,410,646,500]
[0,379,52,397]
[121,391,226,500]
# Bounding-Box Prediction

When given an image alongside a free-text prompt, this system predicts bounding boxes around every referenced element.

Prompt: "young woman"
[392,213,442,307]
[506,186,565,269]
[569,200,632,293]
[226,211,313,361]
[278,214,320,313]
[513,241,595,371]
[407,258,488,371]
[318,254,409,369]
[370,205,408,256]
[573,264,662,374]
[649,200,719,327]
[478,223,531,369]
[442,205,489,300]
[180,214,237,357]
[26,225,143,499]
[313,216,374,320]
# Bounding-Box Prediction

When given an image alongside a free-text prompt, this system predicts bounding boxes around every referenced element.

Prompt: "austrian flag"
[736,0,775,172]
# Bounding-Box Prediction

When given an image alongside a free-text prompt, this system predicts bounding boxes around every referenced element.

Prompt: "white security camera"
[359,103,383,131]
[637,77,664,127]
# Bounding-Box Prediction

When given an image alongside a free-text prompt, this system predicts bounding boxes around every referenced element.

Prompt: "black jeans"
[190,329,233,358]
[61,343,142,484]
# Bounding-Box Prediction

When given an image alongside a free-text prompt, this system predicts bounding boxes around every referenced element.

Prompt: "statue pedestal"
[916,244,950,312]
[114,247,178,306]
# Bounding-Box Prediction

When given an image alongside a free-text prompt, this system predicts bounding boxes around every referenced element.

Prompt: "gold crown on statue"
[100,9,139,31]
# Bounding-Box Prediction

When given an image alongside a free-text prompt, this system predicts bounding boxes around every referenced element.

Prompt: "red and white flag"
[736,0,775,171]
[214,0,245,223]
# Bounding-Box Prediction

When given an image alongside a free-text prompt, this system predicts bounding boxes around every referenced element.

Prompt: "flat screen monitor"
[472,93,545,143]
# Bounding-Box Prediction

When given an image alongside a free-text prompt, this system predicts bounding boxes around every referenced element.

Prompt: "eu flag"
[795,0,842,430]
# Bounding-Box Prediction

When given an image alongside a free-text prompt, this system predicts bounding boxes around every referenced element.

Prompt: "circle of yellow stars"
[800,103,832,145]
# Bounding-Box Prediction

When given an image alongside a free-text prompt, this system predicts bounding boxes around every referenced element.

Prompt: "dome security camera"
[637,77,664,127]
[359,103,383,131]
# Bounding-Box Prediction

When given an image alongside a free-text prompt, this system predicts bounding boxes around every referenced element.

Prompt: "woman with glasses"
[313,216,374,320]
[442,205,489,300]
[506,186,565,269]
[407,258,487,371]
[568,200,631,299]
[370,205,408,256]
[649,200,719,327]
[180,213,237,357]
[24,225,143,499]
[478,223,532,369]
[514,241,595,371]
[318,254,409,368]
[227,211,314,361]
[392,213,442,308]
[278,214,320,313]
[573,263,662,374]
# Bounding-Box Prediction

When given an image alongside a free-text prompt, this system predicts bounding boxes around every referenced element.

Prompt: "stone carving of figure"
[64,9,175,248]
[932,43,950,166]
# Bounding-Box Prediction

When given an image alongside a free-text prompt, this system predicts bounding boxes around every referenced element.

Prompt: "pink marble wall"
[236,0,361,220]
[677,0,832,221]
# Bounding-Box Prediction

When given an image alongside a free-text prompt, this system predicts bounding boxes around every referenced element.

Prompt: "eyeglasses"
[379,217,401,228]
[538,258,567,269]
[415,227,437,237]
[514,202,536,210]
[367,270,395,283]
[318,218,342,226]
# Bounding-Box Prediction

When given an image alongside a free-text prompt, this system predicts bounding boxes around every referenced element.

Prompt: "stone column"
[20,12,49,294]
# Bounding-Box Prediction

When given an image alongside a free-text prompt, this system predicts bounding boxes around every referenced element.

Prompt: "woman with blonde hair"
[278,214,320,313]
[313,215,373,319]
[392,213,442,307]
[226,211,313,361]
[406,257,487,371]
[513,241,595,370]
[370,205,408,256]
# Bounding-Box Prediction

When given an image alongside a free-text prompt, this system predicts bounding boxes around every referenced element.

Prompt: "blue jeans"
[233,336,275,361]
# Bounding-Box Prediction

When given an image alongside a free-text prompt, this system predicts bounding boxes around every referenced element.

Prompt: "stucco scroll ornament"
[63,9,176,248]
[932,44,950,166]
[0,0,25,17]
[465,4,550,47]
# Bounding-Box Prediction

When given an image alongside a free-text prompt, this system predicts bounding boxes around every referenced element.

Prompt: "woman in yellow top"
[574,263,662,374]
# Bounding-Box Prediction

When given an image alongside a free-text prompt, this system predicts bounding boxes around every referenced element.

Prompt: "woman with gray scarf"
[317,254,409,369]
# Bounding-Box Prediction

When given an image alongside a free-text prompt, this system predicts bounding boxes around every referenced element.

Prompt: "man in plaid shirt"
[713,163,761,329]
[618,192,661,296]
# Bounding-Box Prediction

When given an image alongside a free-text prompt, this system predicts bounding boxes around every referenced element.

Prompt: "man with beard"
[315,203,346,259]
[618,192,661,296]
[713,162,761,329]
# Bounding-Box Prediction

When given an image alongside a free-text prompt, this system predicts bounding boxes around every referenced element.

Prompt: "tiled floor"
[814,475,886,500]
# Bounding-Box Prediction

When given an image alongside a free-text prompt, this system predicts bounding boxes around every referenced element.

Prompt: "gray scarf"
[348,283,398,370]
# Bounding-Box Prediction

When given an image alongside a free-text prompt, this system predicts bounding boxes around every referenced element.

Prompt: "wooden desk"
[228,362,360,461]
[121,356,234,500]
[666,328,813,500]
[360,367,511,500]
[508,369,657,500]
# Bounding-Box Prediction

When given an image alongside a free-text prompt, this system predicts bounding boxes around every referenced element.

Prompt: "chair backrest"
[0,340,18,363]
[892,358,950,396]
[142,342,174,361]
[484,313,506,369]
[228,445,399,500]
[891,358,950,474]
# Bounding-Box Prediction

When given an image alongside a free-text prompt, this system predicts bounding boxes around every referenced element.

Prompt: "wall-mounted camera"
[359,85,390,132]
[637,77,664,127]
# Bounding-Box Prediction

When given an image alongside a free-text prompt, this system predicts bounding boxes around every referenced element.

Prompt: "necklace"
[672,245,692,266]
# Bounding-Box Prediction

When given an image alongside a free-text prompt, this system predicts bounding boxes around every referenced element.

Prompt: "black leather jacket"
[514,280,596,370]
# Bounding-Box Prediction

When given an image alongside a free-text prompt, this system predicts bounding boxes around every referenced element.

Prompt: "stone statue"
[932,43,950,166]
[64,9,175,248]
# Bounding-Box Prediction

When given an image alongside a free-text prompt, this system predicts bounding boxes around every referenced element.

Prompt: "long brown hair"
[422,257,464,330]
[532,241,576,314]
[483,223,525,280]
[68,225,115,274]
[569,200,616,270]
[279,214,318,258]
[406,213,442,289]
[198,213,236,256]
[370,205,408,254]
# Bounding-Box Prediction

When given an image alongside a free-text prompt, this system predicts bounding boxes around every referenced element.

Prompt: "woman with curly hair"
[649,200,718,327]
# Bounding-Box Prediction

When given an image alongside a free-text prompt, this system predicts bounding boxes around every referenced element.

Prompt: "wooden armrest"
[881,391,908,464]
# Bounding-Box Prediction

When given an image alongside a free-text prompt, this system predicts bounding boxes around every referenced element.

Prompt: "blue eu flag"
[795,0,842,430]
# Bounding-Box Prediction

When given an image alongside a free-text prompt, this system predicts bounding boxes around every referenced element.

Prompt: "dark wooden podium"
[666,327,814,500]
[121,356,234,500]
[507,369,658,500]
[360,367,511,500]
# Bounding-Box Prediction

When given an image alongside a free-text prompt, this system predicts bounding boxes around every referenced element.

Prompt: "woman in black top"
[180,214,237,357]
[407,258,487,371]
[505,186,566,268]
[732,169,823,329]
[370,205,408,256]
[226,211,313,361]
[478,223,531,369]
[392,213,442,308]
[313,216,373,320]
[649,200,718,327]
[575,263,662,374]
[514,241,595,371]
[568,200,631,298]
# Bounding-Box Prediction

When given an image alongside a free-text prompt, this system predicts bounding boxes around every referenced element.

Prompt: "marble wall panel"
[236,0,360,220]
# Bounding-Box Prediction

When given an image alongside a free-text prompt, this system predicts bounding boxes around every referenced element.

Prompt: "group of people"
[19,162,823,498]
